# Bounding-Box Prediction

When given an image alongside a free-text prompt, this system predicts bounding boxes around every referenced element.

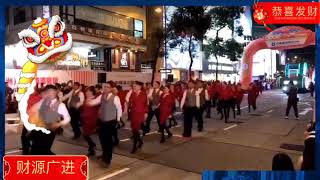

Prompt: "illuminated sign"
[120,53,129,68]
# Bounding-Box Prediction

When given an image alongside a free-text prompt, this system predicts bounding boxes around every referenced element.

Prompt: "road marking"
[173,134,183,138]
[267,110,273,113]
[299,107,313,115]
[120,138,130,142]
[224,124,238,131]
[6,149,22,155]
[95,168,130,180]
[120,125,182,142]
[300,102,311,106]
[240,106,248,109]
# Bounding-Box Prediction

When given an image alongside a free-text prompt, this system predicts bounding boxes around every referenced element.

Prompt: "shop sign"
[159,69,172,73]
[266,36,307,48]
[120,53,129,68]
[75,6,133,31]
[56,52,89,69]
[67,25,145,45]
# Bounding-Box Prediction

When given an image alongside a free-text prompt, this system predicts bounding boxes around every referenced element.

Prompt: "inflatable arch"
[240,26,315,90]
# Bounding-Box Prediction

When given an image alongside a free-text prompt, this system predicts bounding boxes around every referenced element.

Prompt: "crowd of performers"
[22,80,261,166]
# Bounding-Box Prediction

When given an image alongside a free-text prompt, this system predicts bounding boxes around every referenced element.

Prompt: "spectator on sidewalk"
[272,153,295,170]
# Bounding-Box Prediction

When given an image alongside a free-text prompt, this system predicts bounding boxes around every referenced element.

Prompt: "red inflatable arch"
[240,26,315,90]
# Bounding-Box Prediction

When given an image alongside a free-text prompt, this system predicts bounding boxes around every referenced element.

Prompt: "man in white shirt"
[88,81,122,166]
[62,82,84,139]
[180,81,199,137]
[195,80,209,132]
[29,85,71,155]
[144,81,162,135]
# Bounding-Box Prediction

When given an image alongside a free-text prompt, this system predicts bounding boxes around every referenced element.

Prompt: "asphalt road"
[5,89,314,180]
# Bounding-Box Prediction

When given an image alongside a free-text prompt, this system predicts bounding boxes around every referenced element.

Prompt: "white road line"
[299,107,313,115]
[173,134,183,138]
[267,110,273,113]
[223,124,238,131]
[120,138,130,142]
[95,168,130,180]
[120,125,182,142]
[240,106,248,109]
[6,149,22,155]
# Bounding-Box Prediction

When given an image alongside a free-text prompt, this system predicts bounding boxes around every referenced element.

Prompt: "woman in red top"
[159,85,174,143]
[81,86,99,156]
[168,84,178,127]
[128,81,148,153]
[248,83,259,112]
[235,83,244,115]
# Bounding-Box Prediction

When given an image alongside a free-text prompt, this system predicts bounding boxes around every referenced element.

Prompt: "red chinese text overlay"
[3,155,88,180]
[254,2,319,24]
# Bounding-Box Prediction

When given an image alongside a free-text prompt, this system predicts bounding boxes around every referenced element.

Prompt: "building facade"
[6,6,162,88]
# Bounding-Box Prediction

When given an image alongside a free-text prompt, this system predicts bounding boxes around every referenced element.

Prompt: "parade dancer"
[218,82,232,123]
[144,81,162,135]
[168,84,178,127]
[125,84,133,122]
[180,81,199,138]
[228,85,237,119]
[22,84,42,155]
[235,83,244,115]
[206,82,215,118]
[128,81,148,153]
[81,86,99,156]
[62,82,84,139]
[159,85,174,143]
[95,84,103,97]
[88,81,122,165]
[28,85,70,155]
[115,85,127,128]
[216,81,223,119]
[195,80,209,132]
[248,83,259,113]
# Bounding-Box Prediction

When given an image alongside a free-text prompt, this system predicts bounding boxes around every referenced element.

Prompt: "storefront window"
[134,19,143,38]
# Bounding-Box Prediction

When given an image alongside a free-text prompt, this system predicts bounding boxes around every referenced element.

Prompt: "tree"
[167,6,211,79]
[205,6,245,80]
[150,28,165,84]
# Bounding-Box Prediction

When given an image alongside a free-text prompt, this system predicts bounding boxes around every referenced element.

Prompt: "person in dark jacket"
[299,121,315,170]
[308,82,314,97]
[272,153,295,170]
[285,80,299,120]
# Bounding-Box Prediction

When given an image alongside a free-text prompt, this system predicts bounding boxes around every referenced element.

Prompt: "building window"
[59,6,75,24]
[134,19,143,38]
[14,7,27,25]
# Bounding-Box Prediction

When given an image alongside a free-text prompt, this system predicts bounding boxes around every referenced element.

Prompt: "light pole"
[163,6,168,80]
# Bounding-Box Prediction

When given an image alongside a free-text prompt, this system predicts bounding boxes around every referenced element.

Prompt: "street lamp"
[155,7,162,13]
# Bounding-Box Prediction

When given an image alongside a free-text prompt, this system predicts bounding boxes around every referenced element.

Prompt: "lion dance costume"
[17,15,72,133]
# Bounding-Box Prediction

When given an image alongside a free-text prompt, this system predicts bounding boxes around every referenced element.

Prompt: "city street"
[5,89,314,180]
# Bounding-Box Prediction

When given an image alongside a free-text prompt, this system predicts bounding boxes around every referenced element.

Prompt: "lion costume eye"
[48,15,65,38]
[18,29,40,48]
[24,37,35,43]
[54,21,62,32]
